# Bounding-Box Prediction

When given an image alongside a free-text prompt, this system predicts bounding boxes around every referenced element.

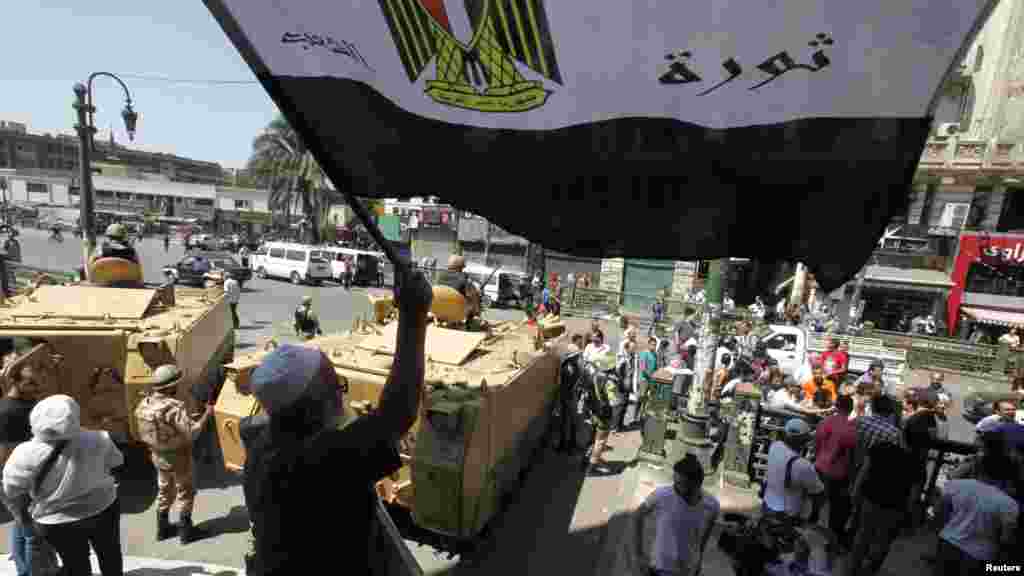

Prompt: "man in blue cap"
[240,267,432,575]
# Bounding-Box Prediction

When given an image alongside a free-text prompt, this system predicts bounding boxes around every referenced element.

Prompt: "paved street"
[0,231,995,574]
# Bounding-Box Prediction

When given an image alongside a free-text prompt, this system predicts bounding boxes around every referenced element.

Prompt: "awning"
[962,307,1024,328]
[861,265,953,294]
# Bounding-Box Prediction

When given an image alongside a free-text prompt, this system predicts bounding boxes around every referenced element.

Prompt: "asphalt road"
[0,229,994,573]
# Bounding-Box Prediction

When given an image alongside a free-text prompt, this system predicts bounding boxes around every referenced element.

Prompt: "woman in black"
[0,365,45,576]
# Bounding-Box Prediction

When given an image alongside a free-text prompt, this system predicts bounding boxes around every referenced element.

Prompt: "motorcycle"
[717,512,835,576]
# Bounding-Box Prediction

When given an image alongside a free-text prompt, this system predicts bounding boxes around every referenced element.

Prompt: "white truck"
[757,325,907,391]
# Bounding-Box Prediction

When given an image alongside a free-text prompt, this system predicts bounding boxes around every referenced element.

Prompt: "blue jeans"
[9,517,37,576]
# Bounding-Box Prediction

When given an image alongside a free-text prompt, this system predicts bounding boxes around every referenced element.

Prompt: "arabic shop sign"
[982,243,1024,266]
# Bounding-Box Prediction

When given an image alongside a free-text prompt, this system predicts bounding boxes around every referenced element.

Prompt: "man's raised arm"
[375,268,433,438]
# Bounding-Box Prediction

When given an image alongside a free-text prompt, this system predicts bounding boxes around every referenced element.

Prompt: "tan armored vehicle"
[0,283,234,443]
[215,315,563,542]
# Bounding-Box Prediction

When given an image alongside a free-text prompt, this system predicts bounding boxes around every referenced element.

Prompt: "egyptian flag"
[204,0,994,291]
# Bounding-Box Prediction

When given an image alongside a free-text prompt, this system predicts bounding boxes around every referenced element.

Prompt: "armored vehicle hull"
[0,284,234,443]
[215,319,562,545]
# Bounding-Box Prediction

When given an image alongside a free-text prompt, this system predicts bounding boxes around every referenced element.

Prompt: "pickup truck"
[756,325,907,391]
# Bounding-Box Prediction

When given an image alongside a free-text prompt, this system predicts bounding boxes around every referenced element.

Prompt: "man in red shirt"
[819,336,849,385]
[814,395,857,550]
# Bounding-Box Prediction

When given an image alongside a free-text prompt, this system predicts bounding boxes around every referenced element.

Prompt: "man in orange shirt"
[802,364,837,408]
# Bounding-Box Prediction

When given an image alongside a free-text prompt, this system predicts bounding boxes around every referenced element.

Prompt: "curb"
[0,556,244,575]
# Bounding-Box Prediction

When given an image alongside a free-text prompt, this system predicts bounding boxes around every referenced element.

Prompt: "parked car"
[164,251,252,287]
[186,234,218,251]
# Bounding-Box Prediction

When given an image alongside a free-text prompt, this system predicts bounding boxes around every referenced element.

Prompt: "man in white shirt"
[635,454,720,576]
[224,275,241,329]
[763,419,824,519]
[583,333,612,366]
[937,473,1018,573]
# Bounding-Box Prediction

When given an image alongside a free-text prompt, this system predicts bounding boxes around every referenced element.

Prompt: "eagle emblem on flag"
[377,0,563,112]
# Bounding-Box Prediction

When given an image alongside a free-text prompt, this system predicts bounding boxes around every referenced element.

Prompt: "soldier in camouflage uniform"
[134,364,215,544]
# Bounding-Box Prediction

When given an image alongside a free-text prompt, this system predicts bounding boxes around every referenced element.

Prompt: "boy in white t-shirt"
[634,454,720,576]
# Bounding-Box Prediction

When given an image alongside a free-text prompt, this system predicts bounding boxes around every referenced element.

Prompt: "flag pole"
[343,191,408,275]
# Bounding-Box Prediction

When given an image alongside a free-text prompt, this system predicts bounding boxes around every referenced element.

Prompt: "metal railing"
[870,329,1020,378]
[4,260,78,295]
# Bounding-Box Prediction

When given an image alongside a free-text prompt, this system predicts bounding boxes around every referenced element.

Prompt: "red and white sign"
[947,232,1024,335]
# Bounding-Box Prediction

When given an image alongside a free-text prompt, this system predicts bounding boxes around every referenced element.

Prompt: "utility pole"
[788,262,807,321]
[482,219,492,266]
[682,257,728,450]
[74,83,98,279]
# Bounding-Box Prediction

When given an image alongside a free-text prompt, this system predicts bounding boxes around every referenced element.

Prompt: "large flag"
[205,0,995,291]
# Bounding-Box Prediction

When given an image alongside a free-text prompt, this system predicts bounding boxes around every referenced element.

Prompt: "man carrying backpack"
[133,364,215,544]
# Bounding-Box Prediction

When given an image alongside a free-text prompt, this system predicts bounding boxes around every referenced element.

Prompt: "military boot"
[157,510,174,541]
[178,513,205,544]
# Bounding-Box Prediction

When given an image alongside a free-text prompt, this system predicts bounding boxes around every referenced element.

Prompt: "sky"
[4,1,278,169]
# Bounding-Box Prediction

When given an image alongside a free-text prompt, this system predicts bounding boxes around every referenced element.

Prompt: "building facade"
[0,120,225,184]
[845,0,1024,336]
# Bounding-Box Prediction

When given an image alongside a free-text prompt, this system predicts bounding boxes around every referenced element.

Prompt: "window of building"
[998,189,1024,232]
[26,182,49,194]
[96,189,113,198]
[974,45,984,73]
[965,262,1024,297]
[234,199,250,210]
[193,198,213,207]
[959,81,976,133]
[116,192,132,200]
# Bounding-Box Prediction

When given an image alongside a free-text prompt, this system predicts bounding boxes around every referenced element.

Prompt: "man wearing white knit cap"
[240,267,432,576]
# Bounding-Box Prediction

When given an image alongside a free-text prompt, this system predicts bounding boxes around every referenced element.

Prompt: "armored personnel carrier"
[0,283,234,443]
[215,315,563,548]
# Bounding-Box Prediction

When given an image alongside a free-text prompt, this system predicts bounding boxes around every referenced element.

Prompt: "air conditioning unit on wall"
[939,202,971,229]
[935,122,959,137]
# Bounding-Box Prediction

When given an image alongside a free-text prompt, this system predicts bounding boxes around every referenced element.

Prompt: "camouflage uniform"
[134,364,212,545]
[139,392,197,515]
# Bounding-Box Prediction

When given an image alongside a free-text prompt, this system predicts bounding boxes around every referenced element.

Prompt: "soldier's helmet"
[152,364,182,391]
[105,223,128,241]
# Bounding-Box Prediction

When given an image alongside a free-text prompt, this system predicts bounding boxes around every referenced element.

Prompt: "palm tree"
[247,115,331,243]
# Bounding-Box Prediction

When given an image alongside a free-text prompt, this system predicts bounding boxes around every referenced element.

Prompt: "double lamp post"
[73,73,138,280]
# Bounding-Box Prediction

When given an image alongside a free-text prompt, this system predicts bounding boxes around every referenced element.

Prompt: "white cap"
[31,395,81,441]
[250,344,325,414]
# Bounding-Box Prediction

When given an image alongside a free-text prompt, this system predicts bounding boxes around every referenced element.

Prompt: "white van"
[252,242,332,285]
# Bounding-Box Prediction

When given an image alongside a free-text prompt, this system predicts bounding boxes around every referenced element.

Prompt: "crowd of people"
[758,369,1021,576]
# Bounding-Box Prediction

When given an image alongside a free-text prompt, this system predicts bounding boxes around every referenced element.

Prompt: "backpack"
[135,395,189,451]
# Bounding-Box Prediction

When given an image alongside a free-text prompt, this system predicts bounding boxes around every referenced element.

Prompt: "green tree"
[247,115,331,243]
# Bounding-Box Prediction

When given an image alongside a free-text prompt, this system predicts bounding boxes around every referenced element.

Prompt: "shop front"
[858,265,953,332]
[948,232,1024,338]
[217,209,272,237]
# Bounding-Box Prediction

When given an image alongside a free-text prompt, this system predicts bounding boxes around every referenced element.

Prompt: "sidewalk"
[0,555,243,575]
[595,426,940,576]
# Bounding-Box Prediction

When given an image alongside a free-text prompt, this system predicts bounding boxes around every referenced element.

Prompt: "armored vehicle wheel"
[291,271,302,285]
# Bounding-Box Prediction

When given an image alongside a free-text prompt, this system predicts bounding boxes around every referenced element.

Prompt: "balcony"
[917,137,1022,174]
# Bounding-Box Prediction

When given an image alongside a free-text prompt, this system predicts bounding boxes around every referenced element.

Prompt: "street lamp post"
[0,177,8,228]
[73,73,138,281]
